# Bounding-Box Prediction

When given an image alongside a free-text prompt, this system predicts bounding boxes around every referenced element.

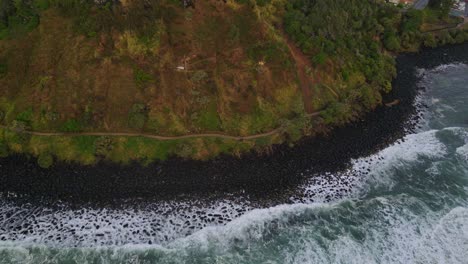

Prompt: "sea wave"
[2,193,466,263]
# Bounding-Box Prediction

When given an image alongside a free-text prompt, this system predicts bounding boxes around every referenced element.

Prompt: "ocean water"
[0,64,467,263]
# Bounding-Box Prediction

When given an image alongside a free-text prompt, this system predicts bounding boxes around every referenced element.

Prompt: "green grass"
[16,108,34,124]
[0,63,7,77]
[72,136,96,155]
[194,103,221,131]
[0,98,16,124]
[60,119,82,132]
[0,105,320,164]
[134,68,153,87]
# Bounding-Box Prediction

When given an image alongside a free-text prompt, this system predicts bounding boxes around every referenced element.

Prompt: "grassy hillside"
[0,0,467,167]
[0,0,308,165]
[0,0,302,135]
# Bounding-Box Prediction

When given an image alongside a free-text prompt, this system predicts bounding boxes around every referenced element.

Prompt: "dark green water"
[0,64,467,263]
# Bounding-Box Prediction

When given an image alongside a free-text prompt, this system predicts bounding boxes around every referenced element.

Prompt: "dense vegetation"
[0,0,467,167]
[284,0,468,124]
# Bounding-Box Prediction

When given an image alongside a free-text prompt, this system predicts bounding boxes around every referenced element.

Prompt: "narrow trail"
[283,33,317,114]
[0,125,280,141]
[0,112,321,142]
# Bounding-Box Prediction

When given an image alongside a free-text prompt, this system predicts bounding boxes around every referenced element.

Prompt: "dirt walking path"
[283,34,317,114]
[0,112,321,141]
[0,125,281,141]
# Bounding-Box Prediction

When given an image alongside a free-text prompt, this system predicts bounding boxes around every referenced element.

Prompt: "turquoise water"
[1,64,467,263]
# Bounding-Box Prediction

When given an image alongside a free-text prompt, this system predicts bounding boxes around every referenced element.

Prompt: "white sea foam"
[162,194,467,264]
[0,199,253,247]
[456,143,468,161]
[2,203,467,264]
[417,63,468,78]
[424,207,468,263]
[452,128,468,162]
[293,128,450,204]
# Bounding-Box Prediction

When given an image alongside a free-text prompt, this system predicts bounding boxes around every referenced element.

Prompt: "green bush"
[16,108,34,124]
[128,103,148,129]
[61,119,82,132]
[175,142,193,158]
[0,62,7,78]
[320,102,352,125]
[94,136,113,157]
[454,31,468,43]
[191,70,208,83]
[193,103,221,131]
[402,9,423,32]
[34,0,50,10]
[423,33,437,47]
[0,0,43,38]
[134,68,153,87]
[384,33,401,51]
[312,52,327,65]
[10,120,29,132]
[37,153,54,169]
[0,141,9,158]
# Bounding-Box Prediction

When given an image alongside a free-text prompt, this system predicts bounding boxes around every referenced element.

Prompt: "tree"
[423,33,437,47]
[383,32,401,51]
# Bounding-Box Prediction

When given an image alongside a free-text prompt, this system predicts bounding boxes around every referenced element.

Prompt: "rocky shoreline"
[1,43,468,205]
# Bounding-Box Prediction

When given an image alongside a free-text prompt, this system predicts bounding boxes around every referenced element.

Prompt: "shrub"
[320,102,352,125]
[0,63,7,78]
[134,68,153,87]
[423,33,437,48]
[193,103,221,131]
[312,52,327,65]
[454,31,468,43]
[61,119,82,132]
[10,120,28,133]
[0,141,9,158]
[191,70,208,83]
[16,108,34,124]
[175,142,193,158]
[34,0,50,10]
[402,9,423,32]
[437,30,455,46]
[94,136,113,157]
[384,33,401,51]
[37,153,54,169]
[128,103,148,129]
